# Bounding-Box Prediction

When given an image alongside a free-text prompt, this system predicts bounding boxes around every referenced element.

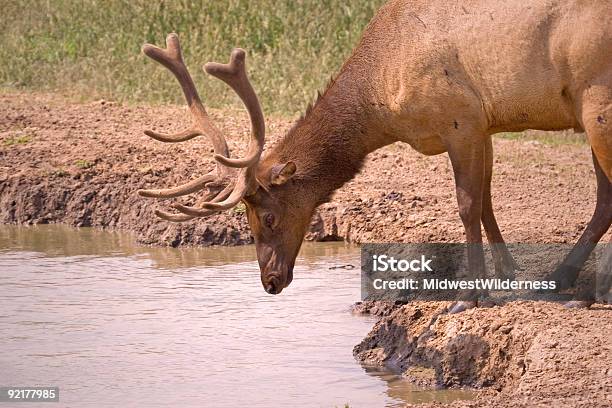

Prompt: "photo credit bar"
[361,243,610,302]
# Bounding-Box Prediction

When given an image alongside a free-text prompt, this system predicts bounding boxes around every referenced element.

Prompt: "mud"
[1,92,608,247]
[1,92,611,407]
[355,301,612,407]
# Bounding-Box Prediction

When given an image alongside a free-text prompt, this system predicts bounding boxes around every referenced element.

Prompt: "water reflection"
[0,225,474,407]
[0,225,355,269]
[363,365,475,404]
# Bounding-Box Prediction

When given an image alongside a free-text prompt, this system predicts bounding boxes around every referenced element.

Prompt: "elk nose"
[265,277,280,295]
[265,284,277,295]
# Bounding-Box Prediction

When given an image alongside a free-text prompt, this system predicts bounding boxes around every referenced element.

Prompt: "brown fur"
[244,0,612,296]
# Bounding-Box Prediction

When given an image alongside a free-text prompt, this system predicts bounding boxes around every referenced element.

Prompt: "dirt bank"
[354,301,612,407]
[0,91,608,247]
[2,92,611,407]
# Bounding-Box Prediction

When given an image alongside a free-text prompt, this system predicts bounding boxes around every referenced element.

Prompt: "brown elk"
[138,0,612,312]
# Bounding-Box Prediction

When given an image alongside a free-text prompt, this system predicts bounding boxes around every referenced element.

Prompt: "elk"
[138,0,612,312]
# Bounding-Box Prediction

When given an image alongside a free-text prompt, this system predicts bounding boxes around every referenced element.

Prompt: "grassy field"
[497,130,587,146]
[0,0,385,115]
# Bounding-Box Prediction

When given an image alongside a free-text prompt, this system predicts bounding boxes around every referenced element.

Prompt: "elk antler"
[137,33,265,221]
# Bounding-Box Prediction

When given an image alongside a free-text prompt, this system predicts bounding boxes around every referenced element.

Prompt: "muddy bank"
[2,92,612,407]
[1,92,608,247]
[354,301,612,408]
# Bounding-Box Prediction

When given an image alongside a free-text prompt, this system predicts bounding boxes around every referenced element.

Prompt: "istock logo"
[372,254,433,272]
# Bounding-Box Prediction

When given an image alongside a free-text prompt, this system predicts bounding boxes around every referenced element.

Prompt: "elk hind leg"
[549,151,611,295]
[557,83,612,307]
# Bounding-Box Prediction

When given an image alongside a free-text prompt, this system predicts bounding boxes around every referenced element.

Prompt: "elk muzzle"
[257,245,296,295]
[261,262,295,295]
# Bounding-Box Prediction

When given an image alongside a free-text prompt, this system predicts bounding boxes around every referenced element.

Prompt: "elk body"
[139,0,612,311]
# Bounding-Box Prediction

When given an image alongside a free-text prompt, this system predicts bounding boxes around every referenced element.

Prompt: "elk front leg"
[446,136,488,314]
[482,136,519,280]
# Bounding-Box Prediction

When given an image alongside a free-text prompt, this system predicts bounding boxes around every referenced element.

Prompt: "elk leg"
[556,77,612,308]
[548,151,611,294]
[446,137,488,314]
[481,136,519,280]
[596,238,612,304]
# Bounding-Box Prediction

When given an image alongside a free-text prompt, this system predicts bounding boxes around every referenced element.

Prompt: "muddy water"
[0,225,474,407]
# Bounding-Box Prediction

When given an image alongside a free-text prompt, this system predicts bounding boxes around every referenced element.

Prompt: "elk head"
[138,34,314,294]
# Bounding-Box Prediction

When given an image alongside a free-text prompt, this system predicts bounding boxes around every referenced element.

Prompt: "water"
[0,225,474,407]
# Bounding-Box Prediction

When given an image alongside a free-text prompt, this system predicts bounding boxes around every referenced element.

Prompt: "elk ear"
[270,162,297,186]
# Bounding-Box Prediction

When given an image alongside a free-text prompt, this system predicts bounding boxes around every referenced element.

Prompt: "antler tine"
[139,34,267,222]
[143,129,202,143]
[137,171,218,199]
[163,50,265,214]
[204,49,265,169]
[142,33,199,111]
[197,168,251,211]
[142,33,230,161]
[155,209,198,222]
[139,33,231,205]
[155,192,221,222]
[153,183,232,222]
[170,182,236,217]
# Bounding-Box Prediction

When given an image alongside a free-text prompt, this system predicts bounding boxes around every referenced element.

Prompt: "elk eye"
[264,213,275,229]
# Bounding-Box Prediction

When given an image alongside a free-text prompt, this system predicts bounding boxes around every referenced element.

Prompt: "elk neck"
[264,70,391,205]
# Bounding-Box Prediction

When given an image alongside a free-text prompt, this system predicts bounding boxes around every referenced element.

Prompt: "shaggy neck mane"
[269,74,376,204]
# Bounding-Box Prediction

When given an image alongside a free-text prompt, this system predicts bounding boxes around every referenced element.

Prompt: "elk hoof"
[493,252,520,280]
[563,300,594,309]
[478,297,498,308]
[495,262,517,281]
[448,301,477,314]
[547,264,581,291]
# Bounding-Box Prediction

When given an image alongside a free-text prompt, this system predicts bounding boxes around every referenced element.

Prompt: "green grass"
[74,159,94,169]
[0,0,384,115]
[496,131,587,146]
[51,167,69,177]
[232,202,246,214]
[3,134,32,146]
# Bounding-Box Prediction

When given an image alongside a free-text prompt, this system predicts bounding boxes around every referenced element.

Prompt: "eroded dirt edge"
[353,301,612,407]
[2,93,611,407]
